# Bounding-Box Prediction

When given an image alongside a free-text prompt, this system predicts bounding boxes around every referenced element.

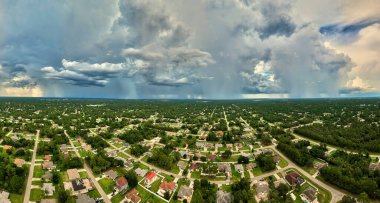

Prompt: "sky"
[0,0,379,99]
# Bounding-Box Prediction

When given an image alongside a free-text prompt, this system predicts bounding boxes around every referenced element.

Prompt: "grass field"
[87,189,101,198]
[79,171,89,178]
[33,165,43,178]
[99,177,116,194]
[10,193,23,203]
[30,189,44,201]
[252,167,263,176]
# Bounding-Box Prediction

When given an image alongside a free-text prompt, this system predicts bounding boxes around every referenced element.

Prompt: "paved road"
[23,130,39,203]
[64,130,111,203]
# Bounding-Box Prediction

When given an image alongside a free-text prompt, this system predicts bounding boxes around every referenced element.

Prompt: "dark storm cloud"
[0,0,367,98]
[320,19,380,36]
[256,1,296,39]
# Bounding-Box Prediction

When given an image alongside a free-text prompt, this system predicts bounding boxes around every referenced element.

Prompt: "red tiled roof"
[145,171,156,180]
[160,181,176,192]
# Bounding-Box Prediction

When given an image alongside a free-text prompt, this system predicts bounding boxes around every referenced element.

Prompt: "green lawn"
[149,178,163,193]
[79,150,93,157]
[221,184,232,192]
[231,165,241,181]
[30,188,44,201]
[33,165,43,178]
[98,177,116,194]
[79,171,89,178]
[137,185,166,203]
[135,162,150,170]
[278,159,288,168]
[190,171,201,179]
[117,152,130,160]
[32,180,43,186]
[111,193,125,203]
[252,167,263,176]
[115,167,128,176]
[60,171,69,182]
[10,193,23,203]
[160,173,175,182]
[87,189,101,198]
[169,165,180,174]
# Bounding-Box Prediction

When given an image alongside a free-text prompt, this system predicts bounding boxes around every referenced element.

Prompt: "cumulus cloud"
[0,0,377,98]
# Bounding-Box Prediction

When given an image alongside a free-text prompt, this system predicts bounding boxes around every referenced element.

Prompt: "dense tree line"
[0,151,28,194]
[85,151,123,174]
[147,148,181,170]
[320,150,380,199]
[191,179,217,203]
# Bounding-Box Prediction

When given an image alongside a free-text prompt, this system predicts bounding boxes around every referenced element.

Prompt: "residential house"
[274,178,286,188]
[177,185,193,202]
[44,155,52,161]
[64,179,93,195]
[42,183,55,196]
[190,163,199,171]
[273,156,282,164]
[226,144,233,149]
[126,188,141,203]
[235,164,244,174]
[42,161,55,170]
[104,170,118,180]
[215,144,223,149]
[83,145,92,151]
[314,162,328,170]
[255,181,269,201]
[216,190,231,203]
[76,194,96,203]
[41,199,57,203]
[246,163,256,170]
[158,181,176,196]
[42,172,53,182]
[3,145,12,150]
[135,168,148,177]
[369,162,380,171]
[67,169,81,180]
[218,163,231,177]
[285,172,304,186]
[207,154,217,161]
[145,171,156,185]
[14,158,25,167]
[0,191,11,203]
[177,161,187,170]
[301,186,318,203]
[115,176,128,191]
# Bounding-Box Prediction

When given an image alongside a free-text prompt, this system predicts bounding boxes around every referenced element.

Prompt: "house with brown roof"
[67,169,80,180]
[14,158,25,167]
[83,145,92,151]
[42,161,55,170]
[115,176,128,191]
[158,181,176,196]
[126,188,141,203]
[3,145,12,150]
[285,172,304,186]
[44,155,52,161]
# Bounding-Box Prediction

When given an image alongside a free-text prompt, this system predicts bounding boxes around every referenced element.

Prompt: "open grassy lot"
[30,188,44,202]
[190,171,201,179]
[32,180,43,186]
[252,167,263,176]
[278,159,288,168]
[10,193,23,203]
[33,165,43,178]
[99,177,116,194]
